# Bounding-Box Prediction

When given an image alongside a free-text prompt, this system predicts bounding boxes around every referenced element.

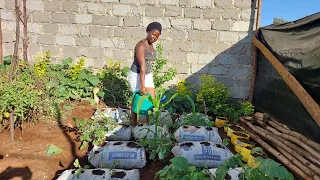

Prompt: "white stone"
[171,19,192,29]
[75,14,93,24]
[27,0,43,11]
[113,5,131,16]
[100,38,115,48]
[87,3,106,14]
[193,19,211,30]
[219,31,239,43]
[27,23,41,33]
[194,0,212,7]
[159,0,178,5]
[231,21,250,32]
[56,36,74,46]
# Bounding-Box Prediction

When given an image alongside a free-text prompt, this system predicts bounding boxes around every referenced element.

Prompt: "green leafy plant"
[215,154,294,180]
[153,44,177,88]
[136,88,195,160]
[179,112,213,127]
[196,74,231,116]
[73,159,89,178]
[97,59,131,108]
[155,157,211,180]
[222,138,230,146]
[166,80,195,114]
[74,116,116,149]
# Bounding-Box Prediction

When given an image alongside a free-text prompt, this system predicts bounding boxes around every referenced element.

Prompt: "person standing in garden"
[127,22,162,126]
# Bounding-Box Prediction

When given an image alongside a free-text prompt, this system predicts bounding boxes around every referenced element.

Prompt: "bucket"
[131,90,154,115]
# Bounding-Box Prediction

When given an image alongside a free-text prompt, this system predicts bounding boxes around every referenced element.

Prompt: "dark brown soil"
[233,132,248,137]
[92,169,105,175]
[200,142,211,146]
[230,125,244,132]
[127,142,141,148]
[237,138,256,145]
[180,142,194,147]
[111,171,126,178]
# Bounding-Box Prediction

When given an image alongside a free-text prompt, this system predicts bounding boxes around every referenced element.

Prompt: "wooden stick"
[0,11,2,64]
[252,36,320,126]
[240,118,312,179]
[276,147,320,180]
[268,120,320,151]
[22,0,27,61]
[255,120,320,167]
[258,120,320,159]
[249,0,262,102]
[254,125,320,177]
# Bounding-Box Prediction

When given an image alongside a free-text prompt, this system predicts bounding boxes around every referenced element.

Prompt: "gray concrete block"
[215,0,233,8]
[191,42,211,53]
[43,24,59,34]
[203,8,221,19]
[140,0,156,4]
[222,8,240,20]
[193,19,212,30]
[44,1,61,12]
[37,34,55,45]
[169,30,187,40]
[62,2,79,13]
[76,37,92,47]
[59,24,78,35]
[218,31,239,43]
[131,27,147,39]
[198,54,217,64]
[145,6,163,17]
[56,36,74,46]
[52,13,71,23]
[114,28,132,38]
[165,6,182,17]
[32,11,51,23]
[75,14,92,24]
[100,38,115,48]
[188,30,217,41]
[62,46,80,57]
[124,16,141,27]
[184,8,202,18]
[42,45,60,56]
[93,15,119,26]
[113,4,131,16]
[212,20,230,31]
[179,0,192,7]
[194,0,212,8]
[171,19,192,29]
[87,3,106,14]
[234,0,252,8]
[27,0,43,11]
[159,0,178,5]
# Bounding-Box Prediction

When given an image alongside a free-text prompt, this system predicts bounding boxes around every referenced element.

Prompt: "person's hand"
[140,86,146,95]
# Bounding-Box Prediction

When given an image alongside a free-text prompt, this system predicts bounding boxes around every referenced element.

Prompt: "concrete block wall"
[1,0,256,99]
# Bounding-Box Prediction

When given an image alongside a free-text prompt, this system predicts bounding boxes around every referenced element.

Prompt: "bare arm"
[135,42,146,94]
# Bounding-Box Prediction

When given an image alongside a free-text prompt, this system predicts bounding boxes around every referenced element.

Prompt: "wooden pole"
[22,0,27,61]
[249,0,262,102]
[9,0,21,142]
[252,36,320,126]
[0,11,2,64]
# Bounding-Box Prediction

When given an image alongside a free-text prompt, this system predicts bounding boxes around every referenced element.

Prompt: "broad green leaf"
[159,166,170,177]
[215,164,229,180]
[87,76,100,86]
[62,57,72,65]
[97,91,105,98]
[258,159,293,180]
[170,157,189,171]
[46,144,63,156]
[252,147,263,153]
[181,175,189,180]
[73,159,80,168]
[121,66,130,77]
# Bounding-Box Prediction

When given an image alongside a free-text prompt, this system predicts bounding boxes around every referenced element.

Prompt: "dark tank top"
[130,39,156,74]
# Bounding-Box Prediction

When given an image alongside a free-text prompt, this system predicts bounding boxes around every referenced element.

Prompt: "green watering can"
[132,90,154,115]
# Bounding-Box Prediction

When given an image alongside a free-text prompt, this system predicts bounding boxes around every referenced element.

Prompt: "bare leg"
[131,104,138,127]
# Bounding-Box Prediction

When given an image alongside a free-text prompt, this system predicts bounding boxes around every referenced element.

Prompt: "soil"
[229,125,244,132]
[0,101,236,180]
[233,132,248,137]
[237,138,256,145]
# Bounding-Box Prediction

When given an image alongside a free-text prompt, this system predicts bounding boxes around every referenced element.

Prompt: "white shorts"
[127,71,155,92]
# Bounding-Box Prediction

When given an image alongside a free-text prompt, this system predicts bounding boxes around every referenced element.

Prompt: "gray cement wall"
[1,0,257,99]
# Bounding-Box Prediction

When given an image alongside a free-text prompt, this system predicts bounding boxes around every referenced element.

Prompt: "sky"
[260,0,320,26]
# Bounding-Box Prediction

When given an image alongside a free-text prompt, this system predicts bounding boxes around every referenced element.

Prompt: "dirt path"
[0,101,94,180]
